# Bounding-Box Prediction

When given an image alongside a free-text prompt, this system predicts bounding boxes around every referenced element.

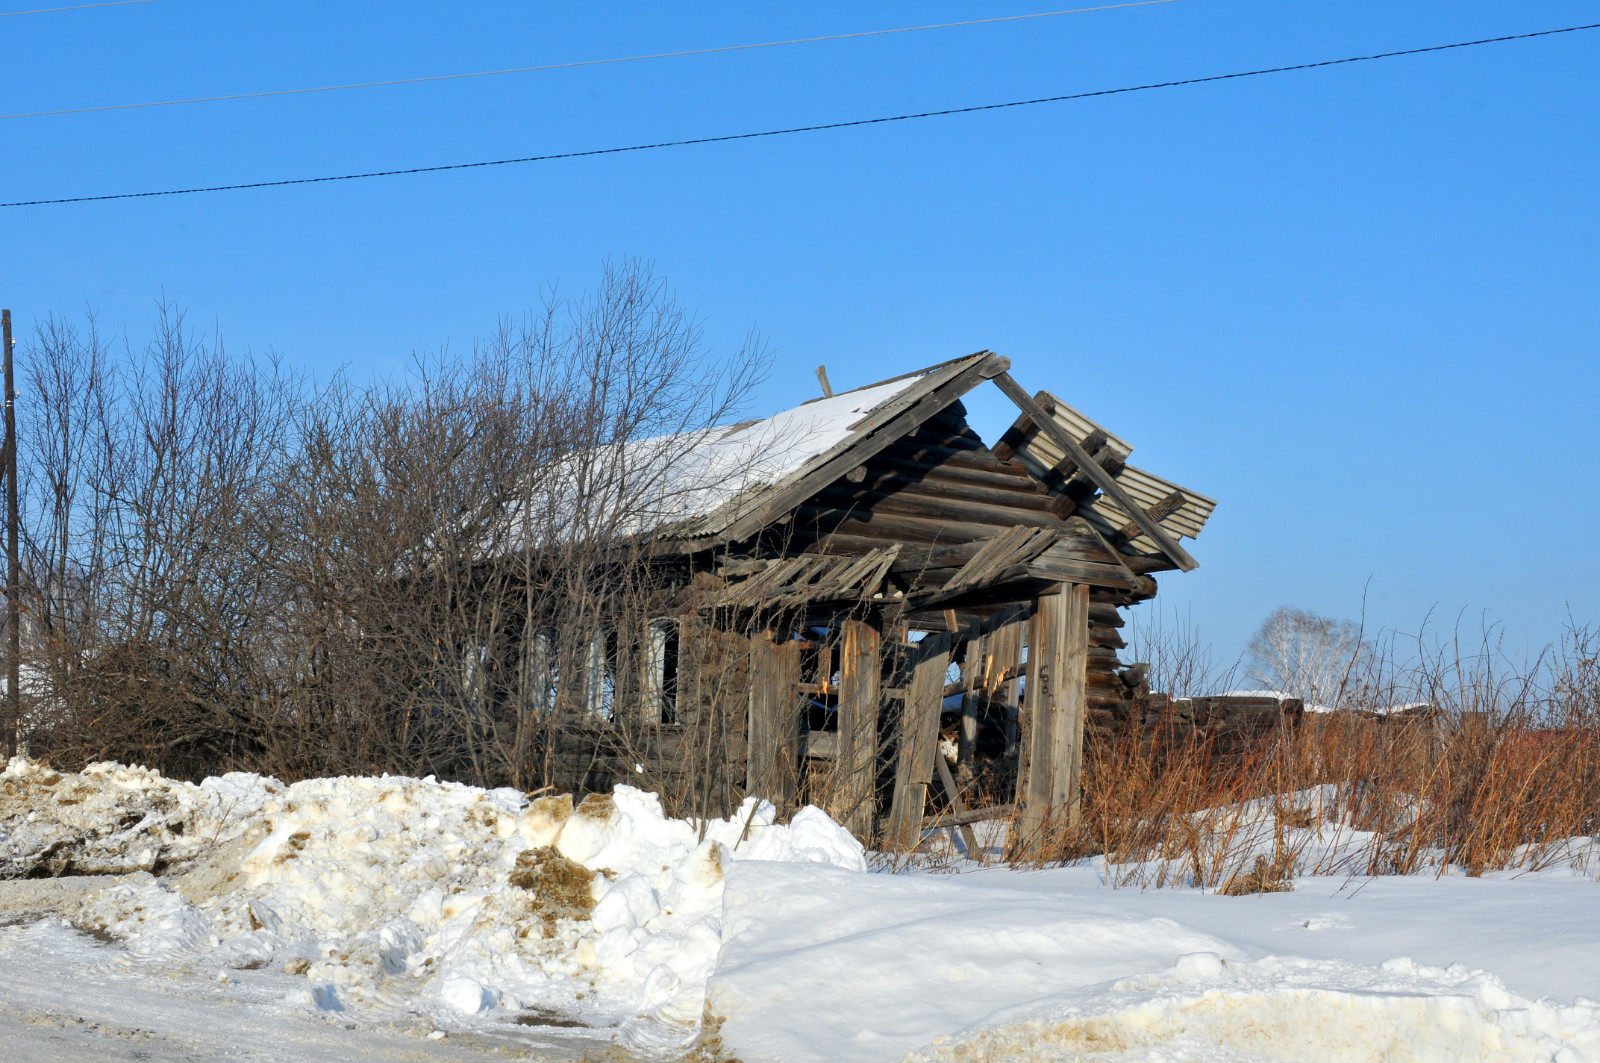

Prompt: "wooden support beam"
[746,629,802,814]
[833,618,881,840]
[990,372,1198,572]
[934,750,981,857]
[885,631,953,847]
[1015,583,1090,850]
[923,803,1014,829]
[1053,583,1090,827]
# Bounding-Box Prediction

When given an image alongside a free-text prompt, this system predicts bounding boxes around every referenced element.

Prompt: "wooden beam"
[746,630,802,813]
[989,372,1198,572]
[834,618,881,840]
[933,749,981,857]
[922,803,1015,829]
[1052,583,1089,827]
[885,631,953,847]
[1017,594,1058,849]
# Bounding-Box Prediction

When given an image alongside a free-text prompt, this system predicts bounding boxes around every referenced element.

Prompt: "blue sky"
[4,0,1597,667]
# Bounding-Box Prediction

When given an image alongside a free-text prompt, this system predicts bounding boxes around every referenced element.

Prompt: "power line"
[1,0,158,16]
[3,0,1183,122]
[4,21,1595,209]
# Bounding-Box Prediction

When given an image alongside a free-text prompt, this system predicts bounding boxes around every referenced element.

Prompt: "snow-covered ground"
[3,757,1598,1062]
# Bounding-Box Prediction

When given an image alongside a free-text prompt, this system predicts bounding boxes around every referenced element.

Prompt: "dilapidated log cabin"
[529,351,1215,851]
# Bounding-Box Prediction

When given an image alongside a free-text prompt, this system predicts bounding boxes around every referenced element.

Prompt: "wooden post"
[885,631,952,847]
[1017,584,1090,852]
[988,610,1027,761]
[1,309,14,763]
[746,628,802,814]
[1018,595,1058,848]
[1053,584,1090,827]
[957,632,984,773]
[834,617,881,840]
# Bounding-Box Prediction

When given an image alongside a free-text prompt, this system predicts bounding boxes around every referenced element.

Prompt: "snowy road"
[0,918,607,1063]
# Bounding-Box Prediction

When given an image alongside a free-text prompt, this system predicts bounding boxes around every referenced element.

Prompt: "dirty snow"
[0,756,863,1057]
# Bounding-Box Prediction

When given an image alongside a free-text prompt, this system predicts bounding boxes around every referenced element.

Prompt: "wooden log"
[746,629,802,813]
[885,631,953,847]
[834,618,881,840]
[728,354,1005,542]
[794,507,1019,546]
[816,473,1056,512]
[817,489,1065,530]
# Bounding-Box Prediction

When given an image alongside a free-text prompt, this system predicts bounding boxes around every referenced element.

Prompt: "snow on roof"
[644,373,925,532]
[497,371,928,552]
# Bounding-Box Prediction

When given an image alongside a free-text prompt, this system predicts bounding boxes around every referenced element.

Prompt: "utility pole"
[2,309,15,762]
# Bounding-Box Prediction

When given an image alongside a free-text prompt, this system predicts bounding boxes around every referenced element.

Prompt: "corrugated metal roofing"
[1005,390,1217,558]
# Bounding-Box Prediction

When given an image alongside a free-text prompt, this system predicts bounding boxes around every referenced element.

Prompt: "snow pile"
[0,757,276,878]
[0,757,864,1052]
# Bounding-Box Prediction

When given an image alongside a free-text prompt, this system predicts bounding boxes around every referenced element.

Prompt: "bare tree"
[1245,606,1370,706]
[14,260,769,800]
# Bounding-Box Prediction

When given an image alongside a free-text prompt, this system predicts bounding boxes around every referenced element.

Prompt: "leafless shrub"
[12,261,768,809]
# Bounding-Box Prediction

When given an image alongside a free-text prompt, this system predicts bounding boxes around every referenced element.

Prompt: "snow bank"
[916,955,1600,1062]
[711,860,1600,1063]
[0,757,863,1052]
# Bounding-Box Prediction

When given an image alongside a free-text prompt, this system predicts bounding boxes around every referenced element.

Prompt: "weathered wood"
[834,618,881,839]
[746,630,802,813]
[1018,597,1052,846]
[990,372,1198,572]
[1051,583,1090,825]
[1116,489,1187,541]
[813,489,1066,530]
[1026,555,1140,591]
[934,748,982,856]
[958,632,984,769]
[923,803,1015,829]
[725,353,1005,543]
[794,508,1023,546]
[885,631,953,846]
[816,474,1056,512]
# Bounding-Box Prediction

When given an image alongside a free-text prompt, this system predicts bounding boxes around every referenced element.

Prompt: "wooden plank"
[990,372,1198,572]
[933,747,982,857]
[957,632,985,769]
[1116,489,1187,541]
[1017,594,1059,849]
[885,631,953,847]
[834,618,880,839]
[923,804,1015,829]
[1051,583,1090,827]
[746,630,802,813]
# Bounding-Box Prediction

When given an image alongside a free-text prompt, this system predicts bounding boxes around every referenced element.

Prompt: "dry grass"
[1008,622,1600,887]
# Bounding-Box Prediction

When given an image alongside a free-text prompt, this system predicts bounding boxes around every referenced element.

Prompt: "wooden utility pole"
[2,309,16,762]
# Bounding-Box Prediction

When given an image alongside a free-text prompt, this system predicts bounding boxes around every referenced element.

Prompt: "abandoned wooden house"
[523,351,1217,850]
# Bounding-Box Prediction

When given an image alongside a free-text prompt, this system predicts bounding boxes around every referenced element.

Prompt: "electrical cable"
[3,0,1183,121]
[1,0,158,16]
[4,20,1594,209]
